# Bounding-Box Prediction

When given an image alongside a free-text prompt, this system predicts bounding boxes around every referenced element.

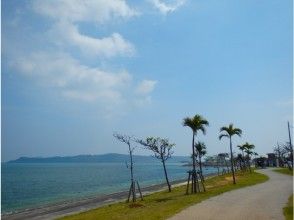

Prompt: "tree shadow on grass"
[155,197,173,203]
[129,203,145,208]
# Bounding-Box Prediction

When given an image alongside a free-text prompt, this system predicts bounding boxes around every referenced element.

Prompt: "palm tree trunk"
[192,131,196,172]
[199,155,204,181]
[241,150,245,170]
[162,159,171,192]
[217,157,220,176]
[247,153,252,173]
[229,137,236,184]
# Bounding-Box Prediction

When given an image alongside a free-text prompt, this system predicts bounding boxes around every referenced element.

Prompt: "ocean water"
[1,162,218,214]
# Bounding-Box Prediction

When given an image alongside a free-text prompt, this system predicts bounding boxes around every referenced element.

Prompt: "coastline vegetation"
[60,170,268,220]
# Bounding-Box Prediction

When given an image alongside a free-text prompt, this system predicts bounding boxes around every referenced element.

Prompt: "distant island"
[7,153,190,164]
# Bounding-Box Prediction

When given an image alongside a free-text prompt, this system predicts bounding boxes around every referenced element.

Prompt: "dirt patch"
[129,203,145,208]
[206,180,228,189]
[155,197,173,203]
[225,176,238,181]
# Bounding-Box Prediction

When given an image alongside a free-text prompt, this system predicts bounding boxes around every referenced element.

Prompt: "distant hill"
[7,153,190,164]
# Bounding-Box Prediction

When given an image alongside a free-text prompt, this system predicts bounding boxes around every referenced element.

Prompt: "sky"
[2,0,293,162]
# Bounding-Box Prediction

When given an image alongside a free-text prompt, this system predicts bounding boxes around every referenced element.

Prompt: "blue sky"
[2,0,293,161]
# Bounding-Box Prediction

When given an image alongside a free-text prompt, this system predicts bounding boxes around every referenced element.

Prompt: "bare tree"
[136,137,174,192]
[283,141,293,170]
[274,142,285,167]
[113,133,143,202]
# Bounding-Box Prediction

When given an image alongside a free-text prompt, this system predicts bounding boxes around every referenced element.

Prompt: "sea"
[1,162,218,214]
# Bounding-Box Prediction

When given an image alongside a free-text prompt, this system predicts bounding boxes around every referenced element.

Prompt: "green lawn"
[273,168,293,176]
[283,194,293,220]
[274,168,293,220]
[59,171,268,220]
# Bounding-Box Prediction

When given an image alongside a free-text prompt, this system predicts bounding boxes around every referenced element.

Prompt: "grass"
[59,170,268,220]
[274,168,293,220]
[283,194,293,220]
[273,168,294,176]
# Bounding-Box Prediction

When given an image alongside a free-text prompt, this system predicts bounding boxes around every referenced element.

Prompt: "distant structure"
[254,153,277,168]
[267,153,277,167]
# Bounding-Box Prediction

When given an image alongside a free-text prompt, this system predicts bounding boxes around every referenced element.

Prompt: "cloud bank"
[5,0,158,116]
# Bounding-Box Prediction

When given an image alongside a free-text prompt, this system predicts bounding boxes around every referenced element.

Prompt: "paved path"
[169,169,293,220]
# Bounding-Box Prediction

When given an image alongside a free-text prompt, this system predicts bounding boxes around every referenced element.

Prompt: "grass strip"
[60,171,268,220]
[283,194,293,220]
[273,168,293,176]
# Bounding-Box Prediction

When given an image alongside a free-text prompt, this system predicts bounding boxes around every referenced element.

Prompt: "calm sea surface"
[2,162,218,214]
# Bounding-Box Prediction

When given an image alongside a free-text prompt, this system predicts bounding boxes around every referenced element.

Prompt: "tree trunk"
[217,157,220,176]
[129,144,134,182]
[225,159,229,173]
[162,159,171,192]
[247,153,252,173]
[241,150,245,170]
[128,144,136,202]
[199,155,204,181]
[229,137,236,184]
[192,131,196,172]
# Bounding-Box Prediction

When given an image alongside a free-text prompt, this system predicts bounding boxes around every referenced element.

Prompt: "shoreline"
[2,172,218,220]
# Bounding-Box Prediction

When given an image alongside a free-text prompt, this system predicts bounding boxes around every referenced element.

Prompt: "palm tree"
[218,153,230,173]
[194,141,207,179]
[183,114,209,193]
[236,153,244,170]
[183,115,209,173]
[237,144,246,170]
[219,124,242,184]
[243,142,255,173]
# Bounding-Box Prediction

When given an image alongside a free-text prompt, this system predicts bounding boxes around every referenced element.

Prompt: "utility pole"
[288,121,292,148]
[287,121,293,169]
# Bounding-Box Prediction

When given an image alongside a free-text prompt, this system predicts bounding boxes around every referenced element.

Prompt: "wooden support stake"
[132,181,136,202]
[186,172,191,194]
[136,181,143,201]
[127,182,132,202]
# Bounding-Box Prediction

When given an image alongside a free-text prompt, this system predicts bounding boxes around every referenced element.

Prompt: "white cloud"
[136,80,157,95]
[12,51,157,110]
[5,0,157,116]
[13,52,132,104]
[33,0,139,23]
[149,0,186,15]
[51,21,135,58]
[34,0,137,59]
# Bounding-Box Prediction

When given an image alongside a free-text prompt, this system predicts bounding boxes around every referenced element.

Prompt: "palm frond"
[219,134,229,140]
[183,114,209,134]
[199,126,206,135]
[233,128,242,137]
